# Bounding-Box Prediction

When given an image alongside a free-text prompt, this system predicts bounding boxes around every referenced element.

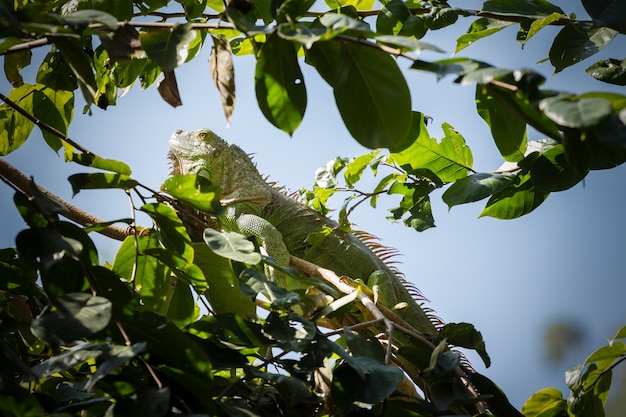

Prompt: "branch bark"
[0,157,131,241]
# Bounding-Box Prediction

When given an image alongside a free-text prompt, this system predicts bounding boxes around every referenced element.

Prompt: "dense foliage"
[1,0,625,416]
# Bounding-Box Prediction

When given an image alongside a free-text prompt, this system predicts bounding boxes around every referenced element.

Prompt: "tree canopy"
[1,0,626,416]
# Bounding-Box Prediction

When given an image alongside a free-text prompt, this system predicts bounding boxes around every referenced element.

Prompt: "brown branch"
[0,157,131,241]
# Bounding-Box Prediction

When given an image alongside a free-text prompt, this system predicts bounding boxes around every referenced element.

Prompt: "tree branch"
[0,157,131,241]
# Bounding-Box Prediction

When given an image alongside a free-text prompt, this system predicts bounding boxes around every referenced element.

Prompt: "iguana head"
[168,128,224,179]
[168,129,268,201]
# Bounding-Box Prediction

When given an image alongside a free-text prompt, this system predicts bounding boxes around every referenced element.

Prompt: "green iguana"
[168,128,439,338]
[167,129,513,415]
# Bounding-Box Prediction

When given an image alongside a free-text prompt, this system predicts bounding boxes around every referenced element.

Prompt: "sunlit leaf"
[519,12,564,45]
[161,174,222,214]
[0,84,36,155]
[456,18,511,53]
[255,33,306,135]
[480,171,549,219]
[522,388,566,417]
[390,116,472,182]
[203,229,262,264]
[143,247,207,292]
[140,202,194,262]
[192,243,256,316]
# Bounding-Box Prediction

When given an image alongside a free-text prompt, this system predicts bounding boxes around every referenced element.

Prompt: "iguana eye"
[198,131,208,139]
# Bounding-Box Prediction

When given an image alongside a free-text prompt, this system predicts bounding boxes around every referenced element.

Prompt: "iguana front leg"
[223,207,290,282]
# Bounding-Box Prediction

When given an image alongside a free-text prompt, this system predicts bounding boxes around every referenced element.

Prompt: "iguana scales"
[167,129,510,415]
[168,128,439,338]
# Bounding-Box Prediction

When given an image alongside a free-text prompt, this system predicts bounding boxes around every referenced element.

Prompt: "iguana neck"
[168,129,272,205]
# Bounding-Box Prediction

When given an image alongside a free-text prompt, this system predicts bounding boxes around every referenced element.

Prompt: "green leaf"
[440,322,490,367]
[264,311,317,352]
[549,22,618,73]
[480,171,549,219]
[68,173,138,195]
[333,356,404,405]
[192,243,256,316]
[344,153,376,187]
[140,202,194,262]
[343,327,385,362]
[16,228,83,271]
[476,84,527,162]
[387,182,436,232]
[85,342,147,392]
[456,18,511,53]
[540,96,612,129]
[425,7,459,30]
[470,372,526,417]
[443,173,516,209]
[239,268,300,309]
[586,59,626,86]
[0,84,36,155]
[62,9,118,31]
[31,293,112,346]
[523,388,567,417]
[3,49,30,87]
[374,35,443,53]
[28,342,107,380]
[143,247,207,292]
[390,116,472,182]
[123,312,214,383]
[255,33,306,135]
[376,0,410,36]
[161,174,222,214]
[519,12,564,46]
[410,57,484,80]
[140,23,197,71]
[319,12,371,33]
[69,153,131,174]
[582,0,626,33]
[333,41,412,151]
[485,83,562,141]
[203,229,262,264]
[482,0,564,18]
[53,38,97,110]
[530,144,587,192]
[0,374,46,417]
[324,0,374,10]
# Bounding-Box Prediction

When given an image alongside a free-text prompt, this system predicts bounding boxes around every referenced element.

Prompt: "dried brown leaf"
[209,35,236,126]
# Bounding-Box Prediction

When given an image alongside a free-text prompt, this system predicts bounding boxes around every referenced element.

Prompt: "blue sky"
[1,0,625,407]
